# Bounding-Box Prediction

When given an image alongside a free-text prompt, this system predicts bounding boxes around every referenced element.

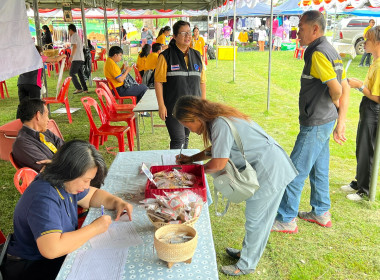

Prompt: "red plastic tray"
[144,164,207,202]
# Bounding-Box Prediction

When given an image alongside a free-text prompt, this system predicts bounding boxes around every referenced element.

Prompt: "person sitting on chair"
[2,140,133,280]
[104,46,148,103]
[12,99,64,172]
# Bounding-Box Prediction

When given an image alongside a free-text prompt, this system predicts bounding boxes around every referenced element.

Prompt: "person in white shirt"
[68,24,88,94]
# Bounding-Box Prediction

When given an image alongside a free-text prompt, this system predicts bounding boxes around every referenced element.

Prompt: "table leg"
[151,112,154,134]
[135,111,140,151]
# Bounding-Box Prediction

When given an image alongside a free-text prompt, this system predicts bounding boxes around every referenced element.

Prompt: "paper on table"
[161,154,177,165]
[89,221,143,249]
[66,248,127,280]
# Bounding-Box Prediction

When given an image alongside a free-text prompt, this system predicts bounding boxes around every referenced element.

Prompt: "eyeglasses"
[178,31,192,37]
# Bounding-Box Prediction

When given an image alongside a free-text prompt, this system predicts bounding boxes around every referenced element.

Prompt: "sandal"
[226,247,241,259]
[73,89,83,94]
[221,264,254,276]
[82,90,89,94]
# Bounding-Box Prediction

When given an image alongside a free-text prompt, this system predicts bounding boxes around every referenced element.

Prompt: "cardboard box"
[145,164,207,202]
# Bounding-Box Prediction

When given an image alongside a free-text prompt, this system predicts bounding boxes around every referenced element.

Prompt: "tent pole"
[216,10,218,68]
[369,116,380,202]
[267,0,274,112]
[103,0,109,54]
[80,0,91,87]
[33,0,50,112]
[118,4,122,47]
[233,0,236,82]
[207,12,210,45]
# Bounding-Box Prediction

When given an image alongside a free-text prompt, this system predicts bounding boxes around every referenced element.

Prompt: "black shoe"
[225,247,241,260]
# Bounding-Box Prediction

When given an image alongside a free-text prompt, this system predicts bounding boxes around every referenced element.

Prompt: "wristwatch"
[358,84,365,92]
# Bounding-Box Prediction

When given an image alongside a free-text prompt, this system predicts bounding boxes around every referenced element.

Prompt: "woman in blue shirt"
[174,96,297,276]
[2,140,133,280]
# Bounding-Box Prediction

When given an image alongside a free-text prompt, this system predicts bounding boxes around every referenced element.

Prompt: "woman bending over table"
[2,140,133,280]
[174,96,297,276]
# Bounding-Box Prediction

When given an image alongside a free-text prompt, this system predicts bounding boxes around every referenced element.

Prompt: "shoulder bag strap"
[219,116,246,159]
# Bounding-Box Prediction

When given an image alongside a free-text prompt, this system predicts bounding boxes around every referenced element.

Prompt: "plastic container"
[145,164,207,202]
[217,46,238,60]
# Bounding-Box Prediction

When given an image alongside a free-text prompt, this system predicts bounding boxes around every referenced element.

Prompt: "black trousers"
[17,84,41,102]
[1,255,65,280]
[165,113,190,149]
[69,60,88,91]
[116,84,148,103]
[355,96,379,195]
[359,52,371,66]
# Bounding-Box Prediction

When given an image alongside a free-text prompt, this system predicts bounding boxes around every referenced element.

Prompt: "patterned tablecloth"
[56,150,219,280]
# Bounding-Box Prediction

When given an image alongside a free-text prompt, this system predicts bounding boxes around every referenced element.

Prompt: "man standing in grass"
[271,11,350,234]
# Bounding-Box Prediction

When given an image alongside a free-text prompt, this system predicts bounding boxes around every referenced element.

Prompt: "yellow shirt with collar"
[104,57,123,88]
[310,51,346,83]
[156,34,166,45]
[145,52,159,70]
[191,36,205,55]
[136,54,147,71]
[364,58,380,96]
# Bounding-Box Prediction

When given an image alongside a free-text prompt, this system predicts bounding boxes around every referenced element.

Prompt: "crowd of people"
[1,10,379,279]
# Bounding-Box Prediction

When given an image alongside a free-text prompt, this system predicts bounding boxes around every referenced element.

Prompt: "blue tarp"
[344,9,380,17]
[219,0,303,17]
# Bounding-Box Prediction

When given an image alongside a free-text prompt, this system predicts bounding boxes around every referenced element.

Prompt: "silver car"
[333,17,380,55]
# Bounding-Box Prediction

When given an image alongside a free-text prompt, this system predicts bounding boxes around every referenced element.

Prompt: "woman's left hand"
[114,200,133,221]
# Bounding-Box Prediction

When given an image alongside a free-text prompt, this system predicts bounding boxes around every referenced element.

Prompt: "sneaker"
[358,64,363,67]
[341,182,356,192]
[346,193,363,201]
[298,211,332,228]
[271,218,298,234]
[225,247,240,260]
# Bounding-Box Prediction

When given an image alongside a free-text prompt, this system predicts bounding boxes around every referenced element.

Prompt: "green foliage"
[0,51,379,279]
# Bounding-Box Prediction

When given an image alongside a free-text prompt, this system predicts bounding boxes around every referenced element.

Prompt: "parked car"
[333,17,380,55]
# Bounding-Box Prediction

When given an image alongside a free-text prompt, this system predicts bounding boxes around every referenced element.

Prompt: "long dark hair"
[41,140,108,188]
[173,96,250,147]
[157,26,171,37]
[139,44,151,58]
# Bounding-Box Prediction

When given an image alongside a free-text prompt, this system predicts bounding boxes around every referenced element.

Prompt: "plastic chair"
[0,230,11,273]
[0,230,5,244]
[0,81,9,99]
[9,152,20,170]
[294,39,305,60]
[95,48,106,69]
[96,88,136,148]
[133,64,143,84]
[99,82,135,112]
[90,50,97,72]
[43,77,73,123]
[81,97,132,152]
[106,78,137,105]
[14,167,38,194]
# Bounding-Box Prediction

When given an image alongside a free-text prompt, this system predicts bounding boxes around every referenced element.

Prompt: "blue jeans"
[276,120,335,223]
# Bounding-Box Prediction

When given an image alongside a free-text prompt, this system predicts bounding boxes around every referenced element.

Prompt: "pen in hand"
[179,143,184,159]
[101,205,104,216]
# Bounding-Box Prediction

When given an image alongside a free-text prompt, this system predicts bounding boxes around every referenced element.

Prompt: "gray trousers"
[236,186,286,271]
[355,96,379,195]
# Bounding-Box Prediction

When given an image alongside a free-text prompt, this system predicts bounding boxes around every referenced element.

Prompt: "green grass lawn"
[1,50,379,279]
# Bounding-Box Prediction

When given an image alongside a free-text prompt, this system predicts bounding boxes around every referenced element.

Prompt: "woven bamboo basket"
[147,213,198,230]
[154,224,198,267]
[42,49,59,57]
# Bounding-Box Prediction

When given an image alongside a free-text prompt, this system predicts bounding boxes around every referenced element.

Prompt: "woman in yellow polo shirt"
[190,26,205,56]
[156,26,171,50]
[136,44,151,77]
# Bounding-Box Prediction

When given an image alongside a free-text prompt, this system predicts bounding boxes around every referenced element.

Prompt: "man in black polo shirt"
[272,11,350,233]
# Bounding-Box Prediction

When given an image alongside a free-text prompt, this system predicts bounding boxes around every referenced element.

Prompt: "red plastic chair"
[81,97,132,152]
[133,65,143,84]
[294,39,305,60]
[0,230,5,244]
[99,82,135,112]
[106,78,137,105]
[0,81,9,99]
[43,77,73,123]
[14,167,38,194]
[94,48,106,70]
[96,88,136,148]
[90,50,97,72]
[9,152,20,170]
